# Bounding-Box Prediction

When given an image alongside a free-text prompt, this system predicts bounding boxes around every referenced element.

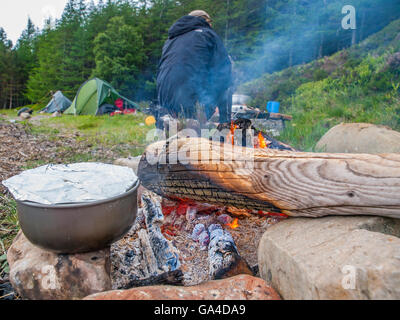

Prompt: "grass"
[35,113,153,157]
[0,103,47,118]
[0,195,18,278]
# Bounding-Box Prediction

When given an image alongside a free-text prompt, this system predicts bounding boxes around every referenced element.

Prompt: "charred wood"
[119,270,184,290]
[138,137,400,218]
[208,225,253,280]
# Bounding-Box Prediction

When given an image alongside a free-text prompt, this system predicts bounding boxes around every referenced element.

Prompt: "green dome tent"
[64,78,139,115]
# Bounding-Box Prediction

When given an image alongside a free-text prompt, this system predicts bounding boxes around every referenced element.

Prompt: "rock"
[84,274,280,300]
[258,216,400,300]
[19,112,31,120]
[114,156,142,175]
[7,231,111,300]
[316,123,400,153]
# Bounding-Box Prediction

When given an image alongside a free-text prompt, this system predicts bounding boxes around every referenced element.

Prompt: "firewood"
[141,194,181,273]
[137,229,160,277]
[119,270,184,289]
[269,113,293,120]
[208,225,253,280]
[138,137,400,218]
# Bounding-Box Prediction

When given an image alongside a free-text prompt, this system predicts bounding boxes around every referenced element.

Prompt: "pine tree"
[92,16,146,97]
[14,18,38,104]
[26,25,63,102]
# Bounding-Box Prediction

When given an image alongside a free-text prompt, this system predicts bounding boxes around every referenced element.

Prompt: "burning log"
[114,194,183,290]
[138,137,400,218]
[141,195,181,273]
[208,224,254,280]
[120,270,184,289]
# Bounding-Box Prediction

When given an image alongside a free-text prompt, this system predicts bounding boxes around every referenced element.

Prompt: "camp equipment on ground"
[97,104,118,115]
[17,107,33,116]
[64,78,139,116]
[41,91,72,114]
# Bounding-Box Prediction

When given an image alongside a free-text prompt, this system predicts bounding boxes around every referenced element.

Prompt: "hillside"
[241,19,400,151]
[2,0,400,109]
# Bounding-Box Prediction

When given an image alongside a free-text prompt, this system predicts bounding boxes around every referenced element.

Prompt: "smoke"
[233,0,400,84]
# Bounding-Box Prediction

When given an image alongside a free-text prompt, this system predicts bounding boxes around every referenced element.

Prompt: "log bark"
[138,137,400,218]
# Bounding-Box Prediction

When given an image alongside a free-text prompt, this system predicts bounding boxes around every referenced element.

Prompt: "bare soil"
[0,120,127,195]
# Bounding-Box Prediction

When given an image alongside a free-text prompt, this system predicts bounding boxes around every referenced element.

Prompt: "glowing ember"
[258,132,268,149]
[256,210,289,218]
[227,218,240,229]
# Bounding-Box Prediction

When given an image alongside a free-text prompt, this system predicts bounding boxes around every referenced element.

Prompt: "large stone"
[316,123,400,153]
[258,216,400,300]
[7,231,111,300]
[114,156,142,175]
[84,274,280,300]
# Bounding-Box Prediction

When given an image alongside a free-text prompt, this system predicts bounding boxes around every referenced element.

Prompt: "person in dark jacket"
[156,10,233,126]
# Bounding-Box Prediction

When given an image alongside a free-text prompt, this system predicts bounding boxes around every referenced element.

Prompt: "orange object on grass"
[145,116,156,126]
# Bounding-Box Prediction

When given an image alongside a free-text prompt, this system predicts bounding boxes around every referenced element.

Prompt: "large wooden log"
[138,137,400,218]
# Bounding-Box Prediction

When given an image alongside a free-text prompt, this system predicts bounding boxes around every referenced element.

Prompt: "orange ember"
[258,132,267,149]
[257,210,289,218]
[227,218,240,229]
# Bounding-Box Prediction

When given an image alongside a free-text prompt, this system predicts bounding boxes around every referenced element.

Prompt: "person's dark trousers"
[213,89,233,124]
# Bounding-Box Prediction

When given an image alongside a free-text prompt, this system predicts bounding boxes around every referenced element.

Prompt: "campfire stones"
[258,216,400,300]
[114,156,142,175]
[84,274,281,300]
[7,231,111,300]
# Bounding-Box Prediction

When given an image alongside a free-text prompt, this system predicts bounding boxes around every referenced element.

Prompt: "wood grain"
[138,138,400,218]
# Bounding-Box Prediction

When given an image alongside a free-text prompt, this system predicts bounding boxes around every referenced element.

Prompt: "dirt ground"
[0,120,128,195]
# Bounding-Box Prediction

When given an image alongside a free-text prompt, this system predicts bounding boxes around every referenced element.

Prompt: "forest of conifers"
[0,0,399,109]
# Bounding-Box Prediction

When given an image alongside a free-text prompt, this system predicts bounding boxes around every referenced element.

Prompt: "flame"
[227,218,239,229]
[258,132,267,149]
[226,121,238,145]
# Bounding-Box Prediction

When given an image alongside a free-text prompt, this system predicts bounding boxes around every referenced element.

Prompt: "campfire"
[226,118,295,150]
[109,123,297,289]
[112,115,400,291]
[111,191,286,290]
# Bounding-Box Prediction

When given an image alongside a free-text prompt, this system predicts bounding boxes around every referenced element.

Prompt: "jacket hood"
[168,15,211,39]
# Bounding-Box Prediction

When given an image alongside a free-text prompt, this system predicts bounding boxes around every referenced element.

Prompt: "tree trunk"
[8,84,13,109]
[138,138,400,218]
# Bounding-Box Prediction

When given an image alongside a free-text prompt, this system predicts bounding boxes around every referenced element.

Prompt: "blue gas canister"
[267,101,280,113]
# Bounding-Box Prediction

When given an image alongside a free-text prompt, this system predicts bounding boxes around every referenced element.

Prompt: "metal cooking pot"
[16,179,140,254]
